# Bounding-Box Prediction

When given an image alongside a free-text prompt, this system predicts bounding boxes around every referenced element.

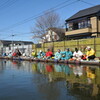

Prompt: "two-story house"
[0,40,33,56]
[65,5,100,40]
[41,27,65,42]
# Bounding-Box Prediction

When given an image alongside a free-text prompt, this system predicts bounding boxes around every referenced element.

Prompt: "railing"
[66,24,91,32]
[65,27,92,35]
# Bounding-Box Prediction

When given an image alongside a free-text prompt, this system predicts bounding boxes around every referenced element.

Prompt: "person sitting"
[12,51,17,57]
[65,48,73,60]
[37,50,45,59]
[86,46,95,60]
[16,49,22,57]
[73,48,83,60]
[45,49,53,59]
[22,52,26,57]
[31,50,37,58]
[61,51,66,60]
[8,52,12,58]
[2,52,7,57]
[54,49,61,61]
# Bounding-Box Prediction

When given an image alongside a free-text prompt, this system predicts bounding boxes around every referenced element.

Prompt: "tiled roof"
[66,5,100,21]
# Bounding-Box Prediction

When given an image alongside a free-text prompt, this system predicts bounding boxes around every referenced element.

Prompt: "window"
[73,23,78,30]
[67,18,91,31]
[67,23,73,31]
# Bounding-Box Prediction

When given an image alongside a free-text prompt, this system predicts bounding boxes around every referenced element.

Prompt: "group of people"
[31,49,53,60]
[31,46,96,61]
[2,49,22,57]
[2,46,95,61]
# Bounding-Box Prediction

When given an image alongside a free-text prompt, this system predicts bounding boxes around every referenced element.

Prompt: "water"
[0,60,100,100]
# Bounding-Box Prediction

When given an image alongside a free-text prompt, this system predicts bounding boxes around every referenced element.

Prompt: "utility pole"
[11,32,15,51]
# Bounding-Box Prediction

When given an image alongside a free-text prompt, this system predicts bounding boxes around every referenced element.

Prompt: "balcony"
[65,27,92,36]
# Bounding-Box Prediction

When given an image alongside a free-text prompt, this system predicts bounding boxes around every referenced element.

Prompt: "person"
[45,49,53,59]
[8,52,12,57]
[54,49,61,61]
[73,48,83,60]
[37,50,45,59]
[22,52,26,57]
[16,49,22,57]
[86,46,95,60]
[31,50,37,58]
[65,48,73,60]
[2,52,7,57]
[61,51,66,60]
[12,50,17,57]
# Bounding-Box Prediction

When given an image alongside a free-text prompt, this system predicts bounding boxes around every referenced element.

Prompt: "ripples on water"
[0,60,100,100]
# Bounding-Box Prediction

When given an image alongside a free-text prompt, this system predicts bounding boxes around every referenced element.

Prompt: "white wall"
[3,44,32,56]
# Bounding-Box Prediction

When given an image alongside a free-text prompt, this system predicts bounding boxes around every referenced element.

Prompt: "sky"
[0,0,100,43]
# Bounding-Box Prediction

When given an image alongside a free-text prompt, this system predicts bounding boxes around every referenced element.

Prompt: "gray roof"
[66,5,100,21]
[0,40,33,45]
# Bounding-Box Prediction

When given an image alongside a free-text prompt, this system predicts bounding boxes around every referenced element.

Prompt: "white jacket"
[73,51,83,58]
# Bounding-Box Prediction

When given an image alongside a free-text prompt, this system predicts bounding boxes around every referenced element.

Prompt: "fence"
[32,38,100,57]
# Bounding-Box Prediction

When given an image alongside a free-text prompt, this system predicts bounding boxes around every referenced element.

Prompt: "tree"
[32,11,61,41]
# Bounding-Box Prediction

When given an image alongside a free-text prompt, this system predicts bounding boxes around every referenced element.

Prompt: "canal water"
[0,60,100,100]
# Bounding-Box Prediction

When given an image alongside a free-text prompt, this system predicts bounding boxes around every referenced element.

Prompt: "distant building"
[65,5,100,40]
[0,40,33,56]
[41,27,65,43]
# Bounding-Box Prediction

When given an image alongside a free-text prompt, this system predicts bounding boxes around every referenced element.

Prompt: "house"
[41,27,65,42]
[0,40,33,56]
[65,5,100,40]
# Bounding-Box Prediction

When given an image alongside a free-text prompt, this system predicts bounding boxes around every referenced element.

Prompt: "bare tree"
[32,11,61,40]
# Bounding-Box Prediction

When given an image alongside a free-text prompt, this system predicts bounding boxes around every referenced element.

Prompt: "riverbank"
[0,56,100,66]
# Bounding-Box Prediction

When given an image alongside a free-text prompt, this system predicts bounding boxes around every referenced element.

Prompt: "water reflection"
[32,62,100,99]
[0,59,100,100]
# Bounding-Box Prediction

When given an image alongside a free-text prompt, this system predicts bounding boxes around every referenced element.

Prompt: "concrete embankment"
[0,57,100,66]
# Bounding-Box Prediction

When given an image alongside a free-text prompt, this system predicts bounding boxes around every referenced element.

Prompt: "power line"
[0,0,18,10]
[0,34,35,43]
[0,0,79,32]
[1,15,98,40]
[79,0,95,6]
[0,34,33,40]
[45,0,72,11]
[0,35,11,40]
[0,0,96,42]
[0,0,10,8]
